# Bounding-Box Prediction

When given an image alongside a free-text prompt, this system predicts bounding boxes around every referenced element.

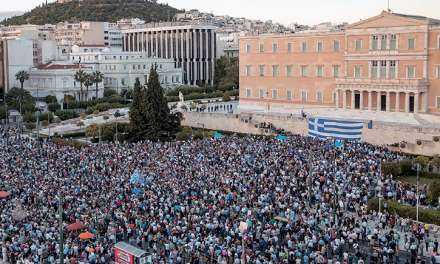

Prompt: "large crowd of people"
[0,126,439,264]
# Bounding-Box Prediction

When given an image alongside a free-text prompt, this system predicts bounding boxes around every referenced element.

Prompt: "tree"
[143,66,181,141]
[91,71,104,99]
[83,74,94,101]
[103,88,118,98]
[45,95,58,104]
[6,87,35,113]
[74,69,87,102]
[129,78,147,142]
[214,56,238,91]
[15,71,30,114]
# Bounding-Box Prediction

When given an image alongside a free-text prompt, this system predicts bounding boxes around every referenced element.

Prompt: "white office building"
[69,45,183,92]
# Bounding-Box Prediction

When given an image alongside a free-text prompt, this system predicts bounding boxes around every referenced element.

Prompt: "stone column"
[405,92,410,113]
[342,90,347,109]
[186,30,191,84]
[155,31,159,57]
[423,92,429,113]
[386,91,391,112]
[368,91,372,110]
[414,92,419,113]
[351,90,356,109]
[165,30,168,59]
[335,89,339,108]
[359,90,364,110]
[211,29,216,86]
[395,92,400,112]
[377,91,381,111]
[205,29,210,83]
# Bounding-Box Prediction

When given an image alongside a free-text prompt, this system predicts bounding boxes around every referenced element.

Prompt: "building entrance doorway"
[381,95,386,111]
[354,93,361,109]
[409,96,415,113]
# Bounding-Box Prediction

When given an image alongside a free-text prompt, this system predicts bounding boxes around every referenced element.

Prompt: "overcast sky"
[2,0,440,25]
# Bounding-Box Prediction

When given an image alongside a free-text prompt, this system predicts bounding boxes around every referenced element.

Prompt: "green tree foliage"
[15,71,30,113]
[129,78,147,142]
[214,56,239,92]
[143,66,181,141]
[74,69,87,102]
[428,180,440,206]
[48,103,61,112]
[2,0,179,26]
[6,87,35,113]
[83,74,94,101]
[55,110,79,121]
[103,88,118,98]
[91,71,104,99]
[45,95,58,104]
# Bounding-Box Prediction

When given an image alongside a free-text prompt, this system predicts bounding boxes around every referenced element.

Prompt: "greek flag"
[308,117,364,140]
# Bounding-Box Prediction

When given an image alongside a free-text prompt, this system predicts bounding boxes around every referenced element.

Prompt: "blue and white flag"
[308,117,364,140]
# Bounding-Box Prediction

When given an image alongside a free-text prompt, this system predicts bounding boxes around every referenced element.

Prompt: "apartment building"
[239,11,440,114]
[54,21,106,54]
[122,23,217,86]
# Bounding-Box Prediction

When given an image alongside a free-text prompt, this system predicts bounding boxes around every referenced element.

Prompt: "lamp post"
[58,197,64,264]
[416,163,420,222]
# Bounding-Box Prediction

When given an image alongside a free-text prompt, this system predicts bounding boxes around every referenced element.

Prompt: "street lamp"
[416,163,420,222]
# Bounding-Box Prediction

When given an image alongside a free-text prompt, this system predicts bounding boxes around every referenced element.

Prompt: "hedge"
[382,160,439,179]
[368,198,440,225]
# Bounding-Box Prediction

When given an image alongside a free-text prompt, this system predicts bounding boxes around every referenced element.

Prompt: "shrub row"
[382,160,440,179]
[367,198,440,225]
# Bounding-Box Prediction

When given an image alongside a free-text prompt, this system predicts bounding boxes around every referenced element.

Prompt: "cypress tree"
[144,65,181,141]
[129,78,147,141]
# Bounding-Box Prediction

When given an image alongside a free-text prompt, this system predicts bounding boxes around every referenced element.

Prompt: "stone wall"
[183,112,440,156]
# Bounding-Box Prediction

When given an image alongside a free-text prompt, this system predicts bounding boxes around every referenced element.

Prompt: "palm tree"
[74,69,87,101]
[91,71,104,99]
[15,70,29,114]
[83,74,94,101]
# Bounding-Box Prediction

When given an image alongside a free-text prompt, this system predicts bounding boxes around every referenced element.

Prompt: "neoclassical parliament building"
[239,11,440,114]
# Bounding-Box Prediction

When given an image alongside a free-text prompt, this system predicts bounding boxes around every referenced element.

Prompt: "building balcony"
[335,78,429,93]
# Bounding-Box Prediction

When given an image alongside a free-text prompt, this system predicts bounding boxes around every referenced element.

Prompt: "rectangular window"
[333,65,340,78]
[272,65,279,77]
[390,34,397,50]
[301,90,308,102]
[301,65,308,77]
[259,89,265,98]
[272,89,278,99]
[272,43,278,53]
[407,65,415,78]
[317,41,323,52]
[259,65,265,77]
[246,88,251,98]
[287,43,293,53]
[355,39,362,51]
[286,65,293,77]
[408,38,415,50]
[372,35,378,50]
[355,65,362,78]
[389,61,396,79]
[436,65,440,79]
[380,60,387,79]
[371,61,378,79]
[245,44,251,53]
[287,90,292,100]
[301,41,307,52]
[437,96,440,109]
[316,91,323,103]
[333,40,340,52]
[381,35,387,50]
[316,65,324,77]
[259,43,265,53]
[245,65,252,76]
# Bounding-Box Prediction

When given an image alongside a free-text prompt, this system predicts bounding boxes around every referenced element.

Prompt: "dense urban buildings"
[122,23,217,86]
[239,11,440,114]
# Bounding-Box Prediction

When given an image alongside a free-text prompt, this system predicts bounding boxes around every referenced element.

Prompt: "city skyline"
[1,0,440,25]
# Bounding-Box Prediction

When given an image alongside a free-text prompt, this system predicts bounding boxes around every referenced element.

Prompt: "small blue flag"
[276,134,287,141]
[334,139,344,148]
[213,131,223,139]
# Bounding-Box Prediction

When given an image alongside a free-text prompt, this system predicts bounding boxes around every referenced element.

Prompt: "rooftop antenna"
[387,0,391,12]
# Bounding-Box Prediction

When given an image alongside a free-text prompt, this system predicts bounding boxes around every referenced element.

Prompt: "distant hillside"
[0,11,24,22]
[2,0,180,25]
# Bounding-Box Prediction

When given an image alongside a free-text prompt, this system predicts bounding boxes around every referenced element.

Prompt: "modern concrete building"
[239,11,440,114]
[69,45,184,91]
[122,23,217,86]
[54,21,106,54]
